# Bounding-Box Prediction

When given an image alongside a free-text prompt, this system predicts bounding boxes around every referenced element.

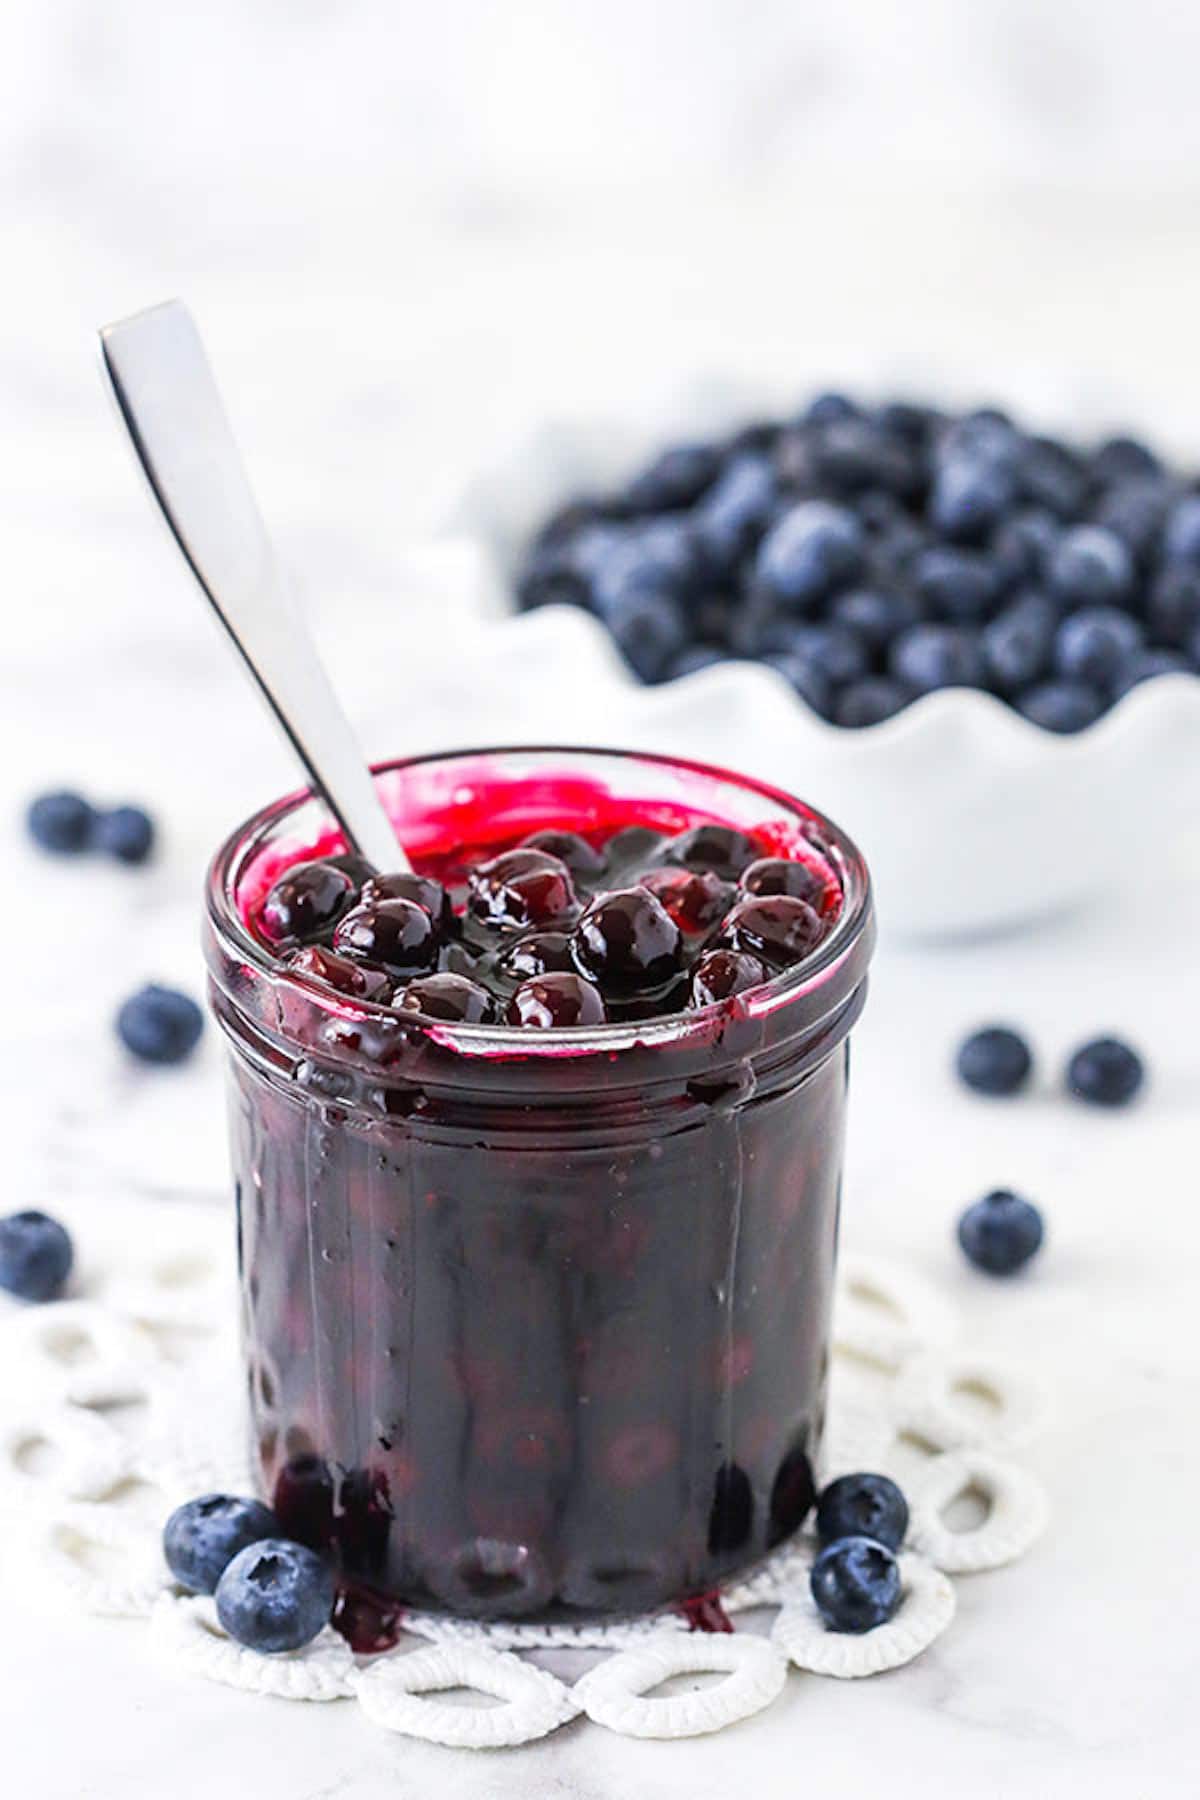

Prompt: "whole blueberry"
[1091,434,1162,484]
[665,823,762,879]
[1111,647,1192,698]
[116,985,204,1065]
[1146,565,1200,647]
[938,409,1020,471]
[1054,606,1143,688]
[957,1189,1045,1275]
[572,888,683,991]
[163,1494,280,1595]
[397,974,497,1024]
[507,972,608,1028]
[600,587,689,682]
[830,587,920,652]
[833,679,912,728]
[981,592,1055,693]
[929,456,1014,541]
[1015,435,1090,519]
[215,1539,335,1654]
[1047,526,1133,606]
[816,1473,909,1552]
[811,417,920,499]
[92,805,156,865]
[621,442,721,514]
[766,651,833,718]
[803,390,858,427]
[26,790,95,855]
[889,623,984,694]
[911,546,1001,622]
[0,1210,73,1302]
[989,509,1061,588]
[260,861,358,945]
[755,501,863,607]
[1016,680,1105,733]
[780,623,869,687]
[955,1025,1034,1096]
[1163,493,1200,567]
[1066,1036,1145,1107]
[1092,476,1174,562]
[809,1535,902,1633]
[692,453,777,566]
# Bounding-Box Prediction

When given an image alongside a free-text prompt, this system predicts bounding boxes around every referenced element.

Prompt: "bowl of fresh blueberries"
[453,387,1200,935]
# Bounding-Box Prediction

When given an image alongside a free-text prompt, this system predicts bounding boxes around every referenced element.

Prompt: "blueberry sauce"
[207,751,873,1622]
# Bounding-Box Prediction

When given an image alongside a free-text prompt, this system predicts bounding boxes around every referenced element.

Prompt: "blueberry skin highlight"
[956,1026,1034,1097]
[215,1539,336,1654]
[0,1210,73,1302]
[1066,1036,1145,1107]
[816,1473,909,1552]
[957,1189,1045,1276]
[810,1535,902,1633]
[163,1494,281,1595]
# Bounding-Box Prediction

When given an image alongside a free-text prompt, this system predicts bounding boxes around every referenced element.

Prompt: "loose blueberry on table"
[809,1535,902,1633]
[116,984,204,1065]
[163,1493,281,1595]
[815,1472,909,1552]
[230,788,855,1621]
[1065,1035,1145,1108]
[957,1189,1045,1276]
[0,1209,73,1302]
[514,394,1200,729]
[25,789,156,862]
[214,1538,336,1654]
[956,1025,1035,1097]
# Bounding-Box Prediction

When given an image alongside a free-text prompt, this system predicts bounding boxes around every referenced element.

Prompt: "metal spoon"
[98,298,408,873]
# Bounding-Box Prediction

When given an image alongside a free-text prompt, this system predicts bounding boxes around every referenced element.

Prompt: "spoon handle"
[98,299,406,872]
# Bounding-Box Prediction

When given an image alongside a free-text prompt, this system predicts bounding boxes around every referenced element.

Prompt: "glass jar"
[204,747,874,1622]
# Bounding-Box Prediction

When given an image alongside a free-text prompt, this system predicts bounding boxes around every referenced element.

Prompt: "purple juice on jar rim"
[205,748,874,1624]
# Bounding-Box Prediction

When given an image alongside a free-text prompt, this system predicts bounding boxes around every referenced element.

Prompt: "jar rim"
[205,744,874,1058]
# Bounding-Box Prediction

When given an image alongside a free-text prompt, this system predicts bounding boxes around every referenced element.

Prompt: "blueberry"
[621,442,721,513]
[929,456,1014,541]
[957,1189,1045,1275]
[877,399,942,445]
[766,651,833,717]
[665,823,761,879]
[980,592,1055,693]
[911,546,1001,621]
[889,623,984,694]
[260,861,358,945]
[740,856,828,908]
[507,972,608,1028]
[333,898,439,973]
[687,948,768,1007]
[755,501,864,607]
[1015,436,1090,519]
[811,418,921,499]
[26,790,94,854]
[285,945,391,1001]
[397,974,497,1024]
[571,888,682,991]
[163,1494,280,1595]
[466,849,578,931]
[514,547,591,612]
[833,679,912,727]
[520,829,606,878]
[0,1210,73,1302]
[1163,493,1200,566]
[1092,476,1173,561]
[116,985,204,1065]
[600,587,689,682]
[989,509,1061,588]
[1016,680,1105,733]
[1066,1036,1145,1107]
[809,1535,901,1633]
[938,409,1020,471]
[956,1025,1034,1096]
[1111,647,1191,698]
[1053,605,1143,688]
[361,869,454,933]
[1146,565,1200,647]
[590,520,701,615]
[92,805,156,865]
[692,453,777,566]
[1047,525,1133,606]
[830,587,920,653]
[1091,435,1162,483]
[783,624,869,687]
[716,894,826,967]
[803,391,858,427]
[816,1473,909,1552]
[215,1538,335,1654]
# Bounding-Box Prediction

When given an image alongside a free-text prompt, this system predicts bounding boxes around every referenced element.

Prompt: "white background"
[2,4,1199,1794]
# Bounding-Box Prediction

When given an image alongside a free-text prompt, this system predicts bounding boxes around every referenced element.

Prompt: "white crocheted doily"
[0,1197,1050,1747]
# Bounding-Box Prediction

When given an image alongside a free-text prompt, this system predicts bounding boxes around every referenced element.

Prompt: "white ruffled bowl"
[371,395,1200,938]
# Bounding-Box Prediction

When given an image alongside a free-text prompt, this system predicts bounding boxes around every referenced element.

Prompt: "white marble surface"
[5,11,1200,1781]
